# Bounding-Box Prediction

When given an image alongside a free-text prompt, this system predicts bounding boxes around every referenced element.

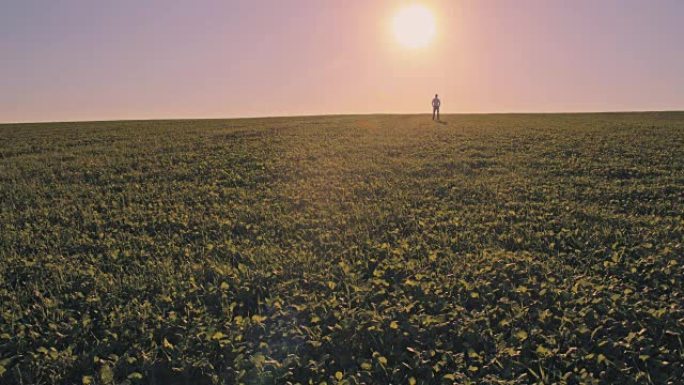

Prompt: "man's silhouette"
[432,94,441,121]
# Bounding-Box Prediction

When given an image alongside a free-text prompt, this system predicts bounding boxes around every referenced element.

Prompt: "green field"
[1,113,683,384]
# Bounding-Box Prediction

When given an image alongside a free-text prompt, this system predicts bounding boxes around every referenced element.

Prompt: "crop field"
[1,113,683,384]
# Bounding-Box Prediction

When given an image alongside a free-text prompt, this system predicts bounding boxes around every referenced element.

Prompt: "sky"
[1,0,683,123]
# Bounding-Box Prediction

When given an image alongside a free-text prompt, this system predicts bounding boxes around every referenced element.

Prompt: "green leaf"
[535,345,550,356]
[128,372,144,380]
[162,337,174,349]
[99,365,114,384]
[211,331,226,340]
[515,330,528,341]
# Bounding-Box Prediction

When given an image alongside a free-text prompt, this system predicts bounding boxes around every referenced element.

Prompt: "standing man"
[432,94,441,121]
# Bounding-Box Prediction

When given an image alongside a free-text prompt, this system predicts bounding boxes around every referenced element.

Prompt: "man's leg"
[432,108,436,120]
[436,108,440,121]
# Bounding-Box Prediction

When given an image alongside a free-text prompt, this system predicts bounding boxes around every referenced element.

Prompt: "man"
[432,94,441,121]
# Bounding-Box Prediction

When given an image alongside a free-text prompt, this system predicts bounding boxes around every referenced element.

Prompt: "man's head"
[435,94,438,98]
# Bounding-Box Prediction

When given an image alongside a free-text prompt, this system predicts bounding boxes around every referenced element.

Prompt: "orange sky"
[1,0,683,122]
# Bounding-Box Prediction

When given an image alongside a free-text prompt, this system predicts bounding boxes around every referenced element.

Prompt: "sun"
[392,4,436,49]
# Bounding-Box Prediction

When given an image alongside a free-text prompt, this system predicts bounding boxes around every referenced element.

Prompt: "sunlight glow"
[392,4,436,49]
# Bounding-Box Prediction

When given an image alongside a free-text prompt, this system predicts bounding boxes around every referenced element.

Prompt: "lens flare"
[393,4,436,49]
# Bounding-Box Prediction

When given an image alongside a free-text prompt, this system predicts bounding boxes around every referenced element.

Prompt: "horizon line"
[2,109,683,125]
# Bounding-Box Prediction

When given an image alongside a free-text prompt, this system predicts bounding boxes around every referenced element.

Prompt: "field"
[1,113,683,384]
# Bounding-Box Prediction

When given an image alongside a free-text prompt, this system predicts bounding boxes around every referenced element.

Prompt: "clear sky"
[2,0,683,122]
